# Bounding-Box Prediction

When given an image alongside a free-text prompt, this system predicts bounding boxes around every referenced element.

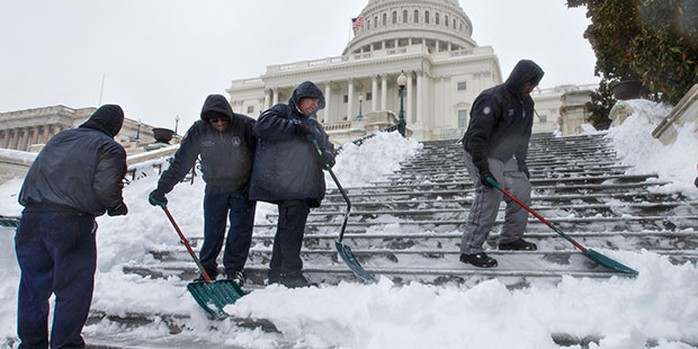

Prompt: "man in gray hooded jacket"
[459,59,545,268]
[250,81,335,288]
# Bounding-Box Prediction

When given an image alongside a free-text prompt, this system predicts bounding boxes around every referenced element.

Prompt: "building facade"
[0,105,157,152]
[227,0,594,142]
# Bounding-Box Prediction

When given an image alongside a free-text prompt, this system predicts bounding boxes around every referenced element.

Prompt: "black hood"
[288,81,326,112]
[505,59,545,98]
[79,104,124,138]
[200,94,234,123]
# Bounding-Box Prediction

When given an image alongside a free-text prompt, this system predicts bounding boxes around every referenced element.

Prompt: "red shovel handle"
[162,206,213,282]
[486,176,588,253]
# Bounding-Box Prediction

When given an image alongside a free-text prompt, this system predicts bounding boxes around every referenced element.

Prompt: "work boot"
[278,273,317,288]
[459,252,498,268]
[226,271,245,287]
[498,239,537,251]
[193,270,218,282]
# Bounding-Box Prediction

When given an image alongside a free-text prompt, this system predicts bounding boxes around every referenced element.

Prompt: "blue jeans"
[15,210,97,349]
[200,185,256,276]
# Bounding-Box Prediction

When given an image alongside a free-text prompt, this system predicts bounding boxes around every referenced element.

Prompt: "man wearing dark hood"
[250,81,335,288]
[148,94,257,286]
[459,59,545,268]
[15,104,128,348]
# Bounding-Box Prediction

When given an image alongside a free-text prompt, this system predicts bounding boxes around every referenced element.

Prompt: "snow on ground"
[1,110,697,348]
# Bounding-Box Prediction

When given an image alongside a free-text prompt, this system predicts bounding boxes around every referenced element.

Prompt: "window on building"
[435,13,440,25]
[458,110,468,128]
[453,19,456,29]
[343,95,348,103]
[425,11,430,24]
[414,10,419,23]
[383,13,387,25]
[374,16,378,27]
[392,11,397,24]
[403,10,408,23]
[457,81,467,91]
[367,19,370,29]
[444,15,449,27]
[366,92,373,101]
[247,106,254,114]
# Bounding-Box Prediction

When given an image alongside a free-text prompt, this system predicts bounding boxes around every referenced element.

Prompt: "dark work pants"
[200,185,256,277]
[15,211,97,349]
[269,200,310,277]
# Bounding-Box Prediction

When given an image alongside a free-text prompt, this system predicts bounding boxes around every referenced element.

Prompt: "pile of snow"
[1,115,696,348]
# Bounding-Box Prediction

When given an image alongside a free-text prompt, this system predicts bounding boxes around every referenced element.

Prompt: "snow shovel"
[161,206,246,318]
[486,177,639,276]
[310,139,377,283]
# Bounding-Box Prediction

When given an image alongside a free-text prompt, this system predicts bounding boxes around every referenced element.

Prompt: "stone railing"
[652,83,698,145]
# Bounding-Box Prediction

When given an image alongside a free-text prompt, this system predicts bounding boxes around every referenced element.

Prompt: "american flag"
[352,16,364,29]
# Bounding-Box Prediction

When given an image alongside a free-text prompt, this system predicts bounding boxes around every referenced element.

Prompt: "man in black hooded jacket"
[148,94,256,286]
[250,81,335,288]
[459,59,545,268]
[15,104,128,349]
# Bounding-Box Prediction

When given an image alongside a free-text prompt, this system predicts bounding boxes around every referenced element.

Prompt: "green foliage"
[568,0,698,109]
[585,79,615,128]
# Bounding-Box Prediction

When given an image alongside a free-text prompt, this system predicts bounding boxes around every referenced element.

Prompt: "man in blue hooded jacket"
[16,104,128,349]
[250,81,335,288]
[148,94,256,286]
[459,59,545,268]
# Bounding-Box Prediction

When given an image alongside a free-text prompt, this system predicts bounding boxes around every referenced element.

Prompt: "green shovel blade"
[586,249,639,276]
[186,279,246,318]
[336,241,378,283]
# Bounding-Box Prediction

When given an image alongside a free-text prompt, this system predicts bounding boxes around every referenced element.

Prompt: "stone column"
[371,76,378,112]
[406,71,414,124]
[416,71,424,125]
[42,126,50,145]
[381,75,388,111]
[30,127,39,148]
[324,82,332,123]
[347,79,354,121]
[272,88,279,106]
[20,128,30,151]
[0,129,8,148]
[10,129,18,150]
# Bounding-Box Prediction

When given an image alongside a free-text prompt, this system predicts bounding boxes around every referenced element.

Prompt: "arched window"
[383,13,387,25]
[414,10,419,23]
[444,15,449,27]
[402,10,408,23]
[453,19,456,29]
[392,11,397,24]
[374,16,378,27]
[367,19,370,29]
[435,13,440,25]
[425,11,430,24]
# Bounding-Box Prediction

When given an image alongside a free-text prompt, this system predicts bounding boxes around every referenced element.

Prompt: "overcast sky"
[0,0,597,129]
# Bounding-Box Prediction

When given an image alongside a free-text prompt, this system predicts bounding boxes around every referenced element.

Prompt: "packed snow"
[1,103,697,348]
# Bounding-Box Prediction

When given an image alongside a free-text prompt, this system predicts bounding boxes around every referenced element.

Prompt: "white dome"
[343,0,477,55]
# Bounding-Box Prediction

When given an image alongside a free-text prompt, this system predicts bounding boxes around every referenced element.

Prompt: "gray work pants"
[460,152,531,254]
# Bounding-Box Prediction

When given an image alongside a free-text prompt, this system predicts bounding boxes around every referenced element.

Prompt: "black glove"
[479,169,496,188]
[148,189,168,208]
[321,150,336,169]
[108,202,128,216]
[295,122,316,138]
[518,163,530,179]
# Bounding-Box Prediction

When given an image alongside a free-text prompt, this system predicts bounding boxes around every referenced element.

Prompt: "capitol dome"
[343,0,477,55]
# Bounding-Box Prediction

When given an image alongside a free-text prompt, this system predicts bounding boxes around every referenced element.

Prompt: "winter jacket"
[156,94,256,193]
[249,81,334,207]
[461,59,545,175]
[19,104,127,216]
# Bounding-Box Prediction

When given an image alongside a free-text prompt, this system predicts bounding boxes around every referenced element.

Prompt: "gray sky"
[0,0,597,129]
